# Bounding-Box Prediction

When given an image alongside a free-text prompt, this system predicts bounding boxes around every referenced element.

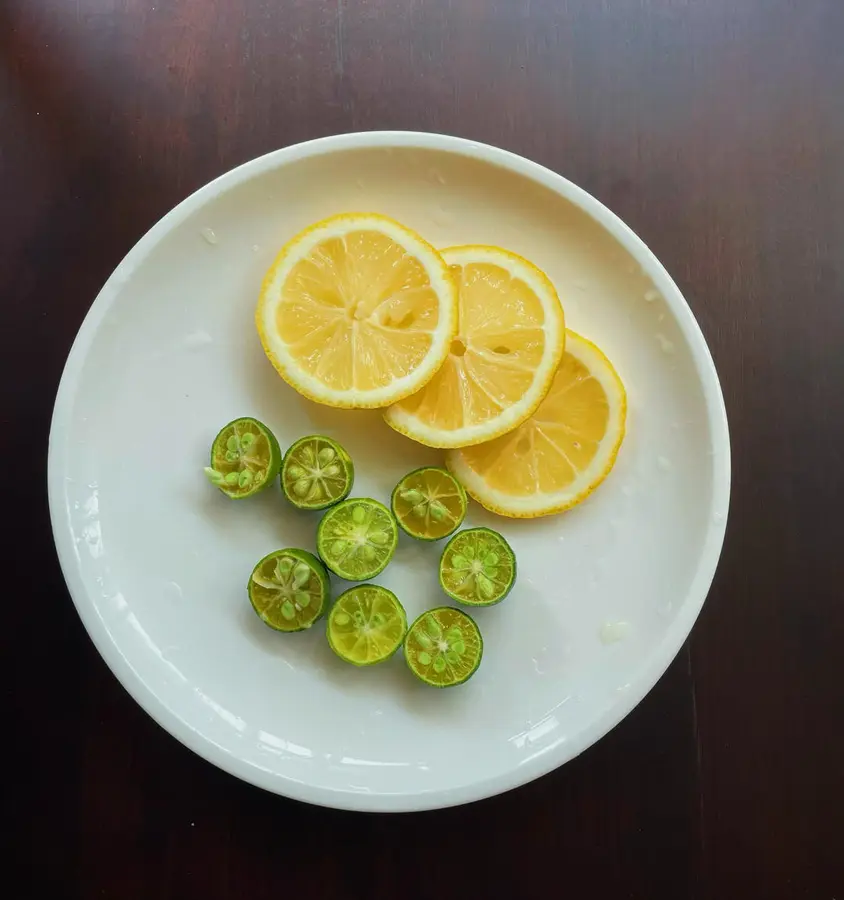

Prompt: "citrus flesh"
[327,585,407,665]
[281,435,353,510]
[248,548,330,631]
[439,527,516,606]
[391,466,467,541]
[256,213,458,408]
[317,497,398,581]
[404,607,483,687]
[446,330,626,517]
[204,417,281,499]
[385,245,565,447]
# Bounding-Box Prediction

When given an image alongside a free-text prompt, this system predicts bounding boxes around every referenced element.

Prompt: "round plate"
[48,132,729,811]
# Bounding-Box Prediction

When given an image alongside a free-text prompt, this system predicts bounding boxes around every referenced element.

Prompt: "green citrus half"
[248,548,330,632]
[439,527,516,606]
[391,466,467,541]
[280,434,354,510]
[204,417,282,499]
[404,607,483,687]
[317,498,398,581]
[327,585,407,666]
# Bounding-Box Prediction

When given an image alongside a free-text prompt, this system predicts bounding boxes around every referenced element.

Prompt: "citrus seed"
[293,563,310,588]
[429,501,446,521]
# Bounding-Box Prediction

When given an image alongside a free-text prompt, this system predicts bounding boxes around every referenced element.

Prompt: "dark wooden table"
[4,1,843,897]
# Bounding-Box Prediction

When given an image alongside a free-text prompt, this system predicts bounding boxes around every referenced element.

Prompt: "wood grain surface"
[3,1,843,897]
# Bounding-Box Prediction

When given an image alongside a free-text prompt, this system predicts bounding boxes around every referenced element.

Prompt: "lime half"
[404,607,483,687]
[327,585,407,666]
[317,498,398,581]
[248,548,330,631]
[439,527,516,606]
[281,435,354,510]
[391,466,467,541]
[204,417,282,499]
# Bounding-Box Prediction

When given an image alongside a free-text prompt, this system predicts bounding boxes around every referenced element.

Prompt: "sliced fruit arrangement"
[204,417,282,498]
[384,245,566,448]
[391,466,467,541]
[447,330,626,518]
[281,434,354,510]
[256,213,458,409]
[316,497,398,581]
[248,548,330,632]
[404,607,483,687]
[327,584,407,666]
[439,527,516,606]
[200,213,631,692]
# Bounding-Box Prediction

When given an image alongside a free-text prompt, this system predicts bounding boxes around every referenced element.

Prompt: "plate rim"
[48,130,731,812]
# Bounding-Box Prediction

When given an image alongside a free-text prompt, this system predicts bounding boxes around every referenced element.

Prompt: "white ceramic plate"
[49,132,729,811]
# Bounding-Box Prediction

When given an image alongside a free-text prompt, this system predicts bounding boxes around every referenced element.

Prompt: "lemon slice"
[446,330,626,517]
[256,213,458,408]
[384,245,565,448]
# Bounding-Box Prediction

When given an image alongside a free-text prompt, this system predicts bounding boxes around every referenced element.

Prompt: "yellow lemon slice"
[384,245,565,447]
[446,330,626,517]
[256,213,458,408]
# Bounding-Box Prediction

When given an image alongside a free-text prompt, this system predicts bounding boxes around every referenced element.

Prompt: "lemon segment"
[256,214,458,408]
[446,330,626,517]
[384,245,565,447]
